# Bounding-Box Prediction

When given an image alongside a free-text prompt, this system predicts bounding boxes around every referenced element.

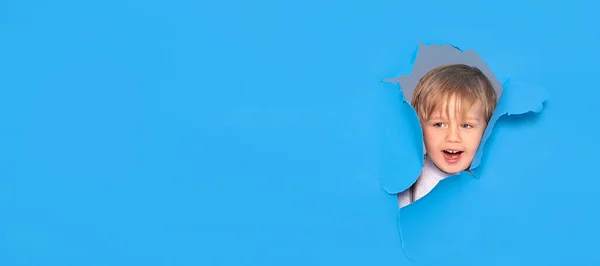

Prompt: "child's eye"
[433,122,445,128]
[461,124,473,129]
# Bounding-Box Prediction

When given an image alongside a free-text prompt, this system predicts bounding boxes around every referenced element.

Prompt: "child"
[398,64,498,208]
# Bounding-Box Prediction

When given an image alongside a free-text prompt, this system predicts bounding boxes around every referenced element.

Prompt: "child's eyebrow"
[465,117,482,123]
[427,116,443,120]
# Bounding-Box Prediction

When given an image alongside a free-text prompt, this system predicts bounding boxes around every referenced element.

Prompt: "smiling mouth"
[443,150,463,154]
[443,150,464,164]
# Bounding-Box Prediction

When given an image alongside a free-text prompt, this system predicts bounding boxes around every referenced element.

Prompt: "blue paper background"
[1,0,598,265]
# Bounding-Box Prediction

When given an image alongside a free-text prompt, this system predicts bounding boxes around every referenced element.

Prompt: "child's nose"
[445,126,461,143]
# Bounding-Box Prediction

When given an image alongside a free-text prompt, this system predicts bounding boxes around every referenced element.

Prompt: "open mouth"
[443,150,464,164]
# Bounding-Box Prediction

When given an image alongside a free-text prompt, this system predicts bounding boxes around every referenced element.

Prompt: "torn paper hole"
[386,42,503,208]
[384,41,547,210]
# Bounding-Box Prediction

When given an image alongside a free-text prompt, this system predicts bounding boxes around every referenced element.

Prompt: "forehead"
[429,98,484,120]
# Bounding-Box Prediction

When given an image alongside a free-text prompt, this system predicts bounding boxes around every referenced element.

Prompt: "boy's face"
[421,98,487,174]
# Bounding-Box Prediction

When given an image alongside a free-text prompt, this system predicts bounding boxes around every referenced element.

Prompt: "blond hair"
[411,64,497,123]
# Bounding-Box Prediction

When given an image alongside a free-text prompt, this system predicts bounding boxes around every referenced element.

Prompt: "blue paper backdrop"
[1,0,598,265]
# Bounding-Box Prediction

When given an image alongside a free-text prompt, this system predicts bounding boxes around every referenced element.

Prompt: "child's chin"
[439,167,462,175]
[433,156,473,175]
[435,161,468,175]
[440,167,462,175]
